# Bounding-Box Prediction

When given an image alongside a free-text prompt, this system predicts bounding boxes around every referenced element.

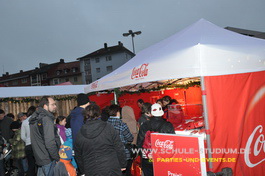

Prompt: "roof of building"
[0,69,35,83]
[225,27,265,39]
[77,42,135,60]
[0,59,69,83]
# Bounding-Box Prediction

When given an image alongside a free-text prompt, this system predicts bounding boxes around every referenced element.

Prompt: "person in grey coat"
[29,96,61,176]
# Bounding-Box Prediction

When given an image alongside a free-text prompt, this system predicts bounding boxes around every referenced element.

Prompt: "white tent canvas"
[0,84,86,98]
[85,19,265,93]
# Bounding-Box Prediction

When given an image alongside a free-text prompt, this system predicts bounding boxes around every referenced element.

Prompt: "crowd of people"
[0,94,179,176]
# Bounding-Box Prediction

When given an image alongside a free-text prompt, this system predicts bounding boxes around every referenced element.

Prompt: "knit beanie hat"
[59,144,72,160]
[77,93,90,106]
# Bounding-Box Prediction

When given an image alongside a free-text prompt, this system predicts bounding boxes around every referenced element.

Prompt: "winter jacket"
[138,114,150,126]
[137,117,175,148]
[0,116,13,141]
[70,107,85,143]
[54,159,76,176]
[122,106,138,144]
[56,124,66,142]
[29,107,61,166]
[0,135,5,159]
[74,119,127,176]
[9,129,25,159]
[108,116,134,160]
[21,116,32,146]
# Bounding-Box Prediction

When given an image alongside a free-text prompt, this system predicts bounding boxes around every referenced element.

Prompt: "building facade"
[78,41,135,84]
[48,60,82,85]
[0,59,82,87]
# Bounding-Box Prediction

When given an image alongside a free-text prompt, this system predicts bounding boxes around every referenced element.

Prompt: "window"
[64,69,69,74]
[85,71,91,76]
[72,67,77,73]
[42,73,47,80]
[85,60,90,65]
[12,80,18,85]
[56,70,61,75]
[74,77,78,82]
[95,58,100,63]
[31,75,38,84]
[106,66,113,72]
[53,78,59,85]
[22,78,28,83]
[106,55,112,61]
[96,68,100,73]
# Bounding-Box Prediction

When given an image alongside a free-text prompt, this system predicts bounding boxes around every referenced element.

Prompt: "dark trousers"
[15,158,25,176]
[122,159,133,176]
[25,145,36,176]
[0,159,4,176]
[141,158,153,176]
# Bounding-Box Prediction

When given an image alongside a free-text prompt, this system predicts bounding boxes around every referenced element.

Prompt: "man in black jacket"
[29,96,61,176]
[0,109,13,141]
[137,103,175,176]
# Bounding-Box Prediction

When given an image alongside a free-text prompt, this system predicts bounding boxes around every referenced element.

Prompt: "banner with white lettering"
[151,133,206,176]
[205,70,265,175]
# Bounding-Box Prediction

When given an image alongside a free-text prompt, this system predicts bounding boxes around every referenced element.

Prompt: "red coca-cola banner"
[205,70,265,175]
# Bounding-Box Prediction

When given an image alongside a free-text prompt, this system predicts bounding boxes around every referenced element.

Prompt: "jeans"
[38,160,56,176]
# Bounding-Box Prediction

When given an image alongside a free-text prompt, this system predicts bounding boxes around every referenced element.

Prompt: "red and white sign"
[91,81,98,89]
[151,133,206,176]
[131,63,149,80]
[205,70,265,175]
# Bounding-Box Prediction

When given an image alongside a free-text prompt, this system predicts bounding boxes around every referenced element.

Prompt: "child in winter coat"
[56,116,67,143]
[54,143,76,176]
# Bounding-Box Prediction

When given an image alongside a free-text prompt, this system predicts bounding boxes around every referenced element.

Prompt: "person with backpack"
[29,96,61,176]
[137,103,175,176]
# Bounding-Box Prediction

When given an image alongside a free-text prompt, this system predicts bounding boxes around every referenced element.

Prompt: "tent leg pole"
[201,76,214,171]
[114,91,118,105]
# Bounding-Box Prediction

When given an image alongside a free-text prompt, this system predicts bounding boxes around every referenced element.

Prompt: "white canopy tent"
[85,19,265,93]
[84,19,265,174]
[0,84,86,98]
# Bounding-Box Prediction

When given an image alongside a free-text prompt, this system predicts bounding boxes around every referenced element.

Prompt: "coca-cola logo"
[245,125,265,167]
[244,85,265,168]
[91,81,98,89]
[131,63,149,80]
[155,139,174,150]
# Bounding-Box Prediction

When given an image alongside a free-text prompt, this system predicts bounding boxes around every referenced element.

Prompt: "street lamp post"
[123,30,141,54]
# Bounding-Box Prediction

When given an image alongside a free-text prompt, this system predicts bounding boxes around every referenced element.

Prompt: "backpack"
[142,121,166,159]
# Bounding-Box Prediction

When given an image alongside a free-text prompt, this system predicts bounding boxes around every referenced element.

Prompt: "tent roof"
[0,84,86,98]
[85,19,265,93]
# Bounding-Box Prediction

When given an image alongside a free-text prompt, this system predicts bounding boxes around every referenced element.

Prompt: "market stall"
[85,19,265,175]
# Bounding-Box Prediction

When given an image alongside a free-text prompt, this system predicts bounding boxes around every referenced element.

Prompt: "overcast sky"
[1,0,265,74]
